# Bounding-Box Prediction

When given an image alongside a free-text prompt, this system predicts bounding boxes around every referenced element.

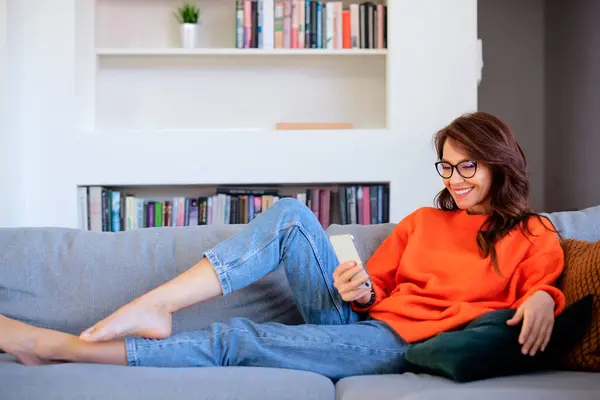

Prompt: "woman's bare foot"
[0,315,76,365]
[79,297,172,342]
[80,257,223,342]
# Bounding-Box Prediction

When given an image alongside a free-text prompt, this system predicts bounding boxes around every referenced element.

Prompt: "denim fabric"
[125,198,407,380]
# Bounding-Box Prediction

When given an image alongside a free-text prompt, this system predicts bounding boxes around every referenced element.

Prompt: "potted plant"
[174,2,201,48]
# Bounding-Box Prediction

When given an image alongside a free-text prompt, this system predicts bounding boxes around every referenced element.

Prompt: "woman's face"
[438,139,492,214]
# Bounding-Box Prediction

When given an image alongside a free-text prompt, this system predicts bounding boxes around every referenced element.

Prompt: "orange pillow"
[558,239,600,371]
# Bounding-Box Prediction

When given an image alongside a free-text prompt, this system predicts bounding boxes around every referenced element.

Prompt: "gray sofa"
[1,205,599,400]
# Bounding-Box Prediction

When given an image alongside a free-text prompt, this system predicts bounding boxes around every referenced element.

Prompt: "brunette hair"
[434,111,552,273]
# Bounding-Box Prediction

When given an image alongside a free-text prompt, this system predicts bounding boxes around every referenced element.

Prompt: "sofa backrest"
[543,204,600,242]
[1,203,597,338]
[0,223,395,337]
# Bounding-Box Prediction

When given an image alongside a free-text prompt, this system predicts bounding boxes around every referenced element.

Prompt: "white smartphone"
[329,234,372,290]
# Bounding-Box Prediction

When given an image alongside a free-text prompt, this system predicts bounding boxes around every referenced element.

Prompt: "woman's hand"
[506,290,556,356]
[333,261,372,303]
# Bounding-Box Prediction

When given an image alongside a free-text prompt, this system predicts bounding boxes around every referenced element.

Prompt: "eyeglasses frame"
[434,160,479,179]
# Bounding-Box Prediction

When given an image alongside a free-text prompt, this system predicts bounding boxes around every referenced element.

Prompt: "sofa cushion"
[0,222,395,338]
[545,204,600,242]
[0,226,304,337]
[336,371,600,400]
[0,354,334,400]
[558,239,600,371]
[402,296,593,382]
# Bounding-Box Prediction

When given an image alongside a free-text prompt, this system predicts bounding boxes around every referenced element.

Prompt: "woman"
[0,112,565,380]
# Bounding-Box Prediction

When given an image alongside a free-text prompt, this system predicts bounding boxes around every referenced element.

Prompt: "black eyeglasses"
[435,160,478,179]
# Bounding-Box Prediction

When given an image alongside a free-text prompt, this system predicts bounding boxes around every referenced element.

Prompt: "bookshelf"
[1,1,480,229]
[95,0,387,50]
[96,48,388,56]
[86,0,389,133]
[77,183,391,232]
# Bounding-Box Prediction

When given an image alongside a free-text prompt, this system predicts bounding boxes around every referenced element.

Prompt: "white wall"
[2,0,478,228]
[0,0,26,226]
[3,0,76,227]
[478,0,546,211]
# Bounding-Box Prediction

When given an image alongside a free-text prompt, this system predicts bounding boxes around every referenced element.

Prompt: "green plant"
[174,3,200,24]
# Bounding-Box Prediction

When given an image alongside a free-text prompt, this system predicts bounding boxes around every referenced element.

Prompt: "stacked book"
[78,185,389,232]
[236,0,387,50]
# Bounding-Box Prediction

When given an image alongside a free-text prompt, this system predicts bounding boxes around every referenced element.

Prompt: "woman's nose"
[449,170,465,185]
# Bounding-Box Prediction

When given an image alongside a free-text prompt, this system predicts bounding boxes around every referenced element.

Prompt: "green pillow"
[404,295,594,382]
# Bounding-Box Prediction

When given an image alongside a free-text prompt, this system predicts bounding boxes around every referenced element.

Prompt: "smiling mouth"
[453,187,474,196]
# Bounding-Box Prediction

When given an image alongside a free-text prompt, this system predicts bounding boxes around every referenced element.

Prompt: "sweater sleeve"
[351,210,414,312]
[510,222,566,316]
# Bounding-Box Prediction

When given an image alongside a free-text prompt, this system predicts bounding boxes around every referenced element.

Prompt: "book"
[291,0,300,48]
[350,4,359,48]
[316,0,323,49]
[251,0,259,48]
[274,0,284,48]
[283,0,292,48]
[244,0,252,48]
[275,122,354,130]
[236,0,245,48]
[262,0,275,49]
[326,1,334,49]
[342,9,351,49]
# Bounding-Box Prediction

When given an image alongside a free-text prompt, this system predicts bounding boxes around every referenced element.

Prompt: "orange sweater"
[354,207,566,343]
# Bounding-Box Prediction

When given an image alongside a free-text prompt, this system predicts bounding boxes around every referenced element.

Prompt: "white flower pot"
[180,23,198,48]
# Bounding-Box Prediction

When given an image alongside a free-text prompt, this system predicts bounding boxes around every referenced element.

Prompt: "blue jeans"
[124,198,408,380]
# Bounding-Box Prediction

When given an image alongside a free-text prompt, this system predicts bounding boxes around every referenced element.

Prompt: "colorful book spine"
[359,2,366,49]
[274,0,284,48]
[350,4,359,48]
[319,189,331,228]
[262,0,275,49]
[367,2,374,49]
[298,0,305,48]
[283,0,292,48]
[155,202,163,227]
[236,0,244,48]
[110,190,120,232]
[370,185,377,224]
[334,2,343,49]
[251,0,259,48]
[362,186,371,224]
[207,197,213,225]
[244,0,252,48]
[304,0,311,48]
[342,9,351,48]
[356,187,364,224]
[258,0,264,48]
[291,0,300,48]
[189,199,199,226]
[170,198,177,226]
[377,4,384,49]
[377,185,383,224]
[347,186,357,224]
[316,1,323,49]
[148,202,155,227]
[309,1,317,48]
[178,198,185,226]
[325,2,334,49]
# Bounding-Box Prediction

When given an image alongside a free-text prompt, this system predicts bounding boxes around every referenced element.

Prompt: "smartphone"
[329,234,372,290]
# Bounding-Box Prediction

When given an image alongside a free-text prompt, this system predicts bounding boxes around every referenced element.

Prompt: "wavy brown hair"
[434,111,552,274]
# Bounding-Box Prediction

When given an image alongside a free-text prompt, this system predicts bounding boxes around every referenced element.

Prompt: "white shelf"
[96,48,388,57]
[89,127,388,137]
